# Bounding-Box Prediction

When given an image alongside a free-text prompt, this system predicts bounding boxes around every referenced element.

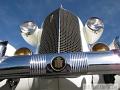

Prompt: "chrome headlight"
[20,21,37,35]
[86,17,104,31]
[84,17,104,44]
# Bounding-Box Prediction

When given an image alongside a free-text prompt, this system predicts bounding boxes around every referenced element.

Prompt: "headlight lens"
[86,17,104,31]
[20,21,37,35]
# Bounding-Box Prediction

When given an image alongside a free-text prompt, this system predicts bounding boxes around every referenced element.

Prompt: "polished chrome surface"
[88,49,120,74]
[109,36,120,50]
[0,41,8,57]
[30,55,46,75]
[84,17,104,44]
[70,52,88,73]
[86,17,104,31]
[114,36,120,49]
[0,50,120,79]
[20,21,37,35]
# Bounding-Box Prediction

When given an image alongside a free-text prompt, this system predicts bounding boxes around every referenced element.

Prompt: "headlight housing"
[84,17,104,44]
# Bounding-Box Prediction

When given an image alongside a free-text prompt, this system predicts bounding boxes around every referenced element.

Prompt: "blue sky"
[0,0,120,52]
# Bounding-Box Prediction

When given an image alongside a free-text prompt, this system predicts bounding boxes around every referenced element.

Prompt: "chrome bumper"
[0,49,120,79]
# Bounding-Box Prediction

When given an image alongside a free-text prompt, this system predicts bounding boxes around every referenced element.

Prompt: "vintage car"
[0,7,120,90]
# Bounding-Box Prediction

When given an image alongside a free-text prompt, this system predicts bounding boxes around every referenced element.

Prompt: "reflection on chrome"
[0,49,119,79]
[20,21,37,35]
[114,36,120,49]
[109,36,120,50]
[86,17,104,31]
[0,41,8,57]
[84,17,104,44]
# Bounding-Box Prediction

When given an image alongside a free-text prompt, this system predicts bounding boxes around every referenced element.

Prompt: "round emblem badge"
[51,56,66,71]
